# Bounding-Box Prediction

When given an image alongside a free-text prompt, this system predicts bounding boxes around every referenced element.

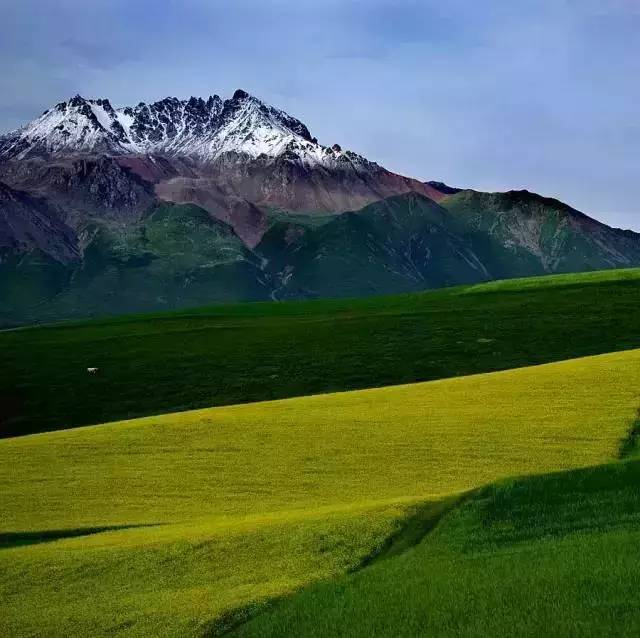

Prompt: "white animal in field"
[87,367,99,374]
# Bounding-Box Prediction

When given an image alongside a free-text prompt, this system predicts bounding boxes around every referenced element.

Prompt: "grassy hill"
[258,193,492,297]
[3,267,640,437]
[261,190,640,299]
[1,349,639,636]
[439,189,640,275]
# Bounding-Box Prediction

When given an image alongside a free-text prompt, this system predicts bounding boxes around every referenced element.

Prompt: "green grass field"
[236,458,640,638]
[3,267,640,437]
[2,348,639,636]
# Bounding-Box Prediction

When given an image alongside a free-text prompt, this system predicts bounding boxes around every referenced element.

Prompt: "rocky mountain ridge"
[0,89,377,170]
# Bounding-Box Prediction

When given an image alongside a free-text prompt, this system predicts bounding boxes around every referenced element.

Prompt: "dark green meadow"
[3,268,640,437]
[235,456,640,638]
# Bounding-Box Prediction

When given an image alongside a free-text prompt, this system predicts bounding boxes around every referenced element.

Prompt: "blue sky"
[1,0,639,228]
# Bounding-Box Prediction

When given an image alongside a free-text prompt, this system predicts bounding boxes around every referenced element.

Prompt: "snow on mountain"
[0,89,372,170]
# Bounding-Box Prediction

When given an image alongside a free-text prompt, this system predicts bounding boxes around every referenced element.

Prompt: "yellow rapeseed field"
[2,348,639,636]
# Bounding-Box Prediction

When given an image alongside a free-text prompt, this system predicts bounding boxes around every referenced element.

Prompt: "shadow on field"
[209,399,640,637]
[0,523,160,549]
[619,410,640,459]
[354,494,465,570]
[205,495,466,637]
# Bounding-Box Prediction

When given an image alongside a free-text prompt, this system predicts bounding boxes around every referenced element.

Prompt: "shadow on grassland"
[205,494,466,637]
[0,524,161,549]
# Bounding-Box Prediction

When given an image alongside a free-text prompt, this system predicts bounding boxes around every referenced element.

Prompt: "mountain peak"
[232,88,250,101]
[68,94,88,106]
[0,90,371,169]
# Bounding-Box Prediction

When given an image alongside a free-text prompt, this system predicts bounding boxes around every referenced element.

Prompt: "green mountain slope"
[3,267,640,437]
[3,188,640,326]
[440,189,640,274]
[0,202,267,325]
[258,193,491,298]
[261,190,640,299]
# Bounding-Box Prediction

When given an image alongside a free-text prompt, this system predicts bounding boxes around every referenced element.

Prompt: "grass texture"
[1,348,639,636]
[236,459,640,637]
[3,267,640,437]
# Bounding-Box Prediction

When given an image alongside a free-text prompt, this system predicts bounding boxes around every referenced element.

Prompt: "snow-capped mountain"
[0,89,370,169]
[2,89,640,327]
[0,89,445,246]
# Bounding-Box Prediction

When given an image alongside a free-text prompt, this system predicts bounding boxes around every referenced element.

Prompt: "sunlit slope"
[2,349,639,533]
[1,348,639,637]
[0,501,418,638]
